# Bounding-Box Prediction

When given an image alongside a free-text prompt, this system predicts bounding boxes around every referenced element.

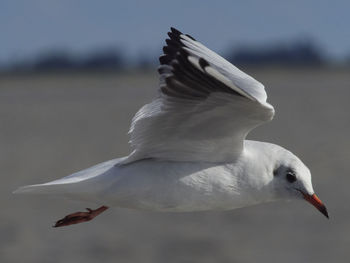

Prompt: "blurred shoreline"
[2,37,349,76]
[0,65,349,80]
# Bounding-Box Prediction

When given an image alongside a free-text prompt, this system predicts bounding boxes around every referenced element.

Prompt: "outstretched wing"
[125,28,274,163]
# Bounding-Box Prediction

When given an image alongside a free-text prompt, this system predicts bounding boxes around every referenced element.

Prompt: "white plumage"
[14,28,328,225]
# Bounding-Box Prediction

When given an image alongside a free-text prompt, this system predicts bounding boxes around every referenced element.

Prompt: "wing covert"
[124,28,274,164]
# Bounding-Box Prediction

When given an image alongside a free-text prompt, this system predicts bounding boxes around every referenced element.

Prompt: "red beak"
[302,192,329,219]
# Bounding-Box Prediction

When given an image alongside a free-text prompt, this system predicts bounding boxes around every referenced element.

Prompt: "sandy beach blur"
[2,68,349,262]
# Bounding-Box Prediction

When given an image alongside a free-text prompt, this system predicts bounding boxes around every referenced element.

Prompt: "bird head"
[271,148,328,219]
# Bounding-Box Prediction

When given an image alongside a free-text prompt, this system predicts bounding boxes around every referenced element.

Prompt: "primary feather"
[125,28,274,163]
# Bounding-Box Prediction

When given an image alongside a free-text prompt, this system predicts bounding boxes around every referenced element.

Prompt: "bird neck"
[236,140,278,204]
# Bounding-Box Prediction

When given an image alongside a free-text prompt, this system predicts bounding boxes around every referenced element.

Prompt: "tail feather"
[13,157,123,196]
[13,182,74,195]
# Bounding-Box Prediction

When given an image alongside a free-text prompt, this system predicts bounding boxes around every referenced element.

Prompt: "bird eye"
[286,171,297,183]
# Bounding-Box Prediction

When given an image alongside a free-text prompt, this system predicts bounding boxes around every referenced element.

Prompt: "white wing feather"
[124,28,274,163]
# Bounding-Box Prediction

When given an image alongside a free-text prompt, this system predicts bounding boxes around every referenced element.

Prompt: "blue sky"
[1,0,349,64]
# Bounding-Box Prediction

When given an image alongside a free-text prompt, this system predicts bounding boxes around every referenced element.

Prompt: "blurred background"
[2,0,350,262]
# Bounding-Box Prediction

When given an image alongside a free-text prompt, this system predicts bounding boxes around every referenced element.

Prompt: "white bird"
[14,28,328,227]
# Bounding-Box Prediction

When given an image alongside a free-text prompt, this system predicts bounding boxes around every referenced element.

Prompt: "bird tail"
[13,157,123,196]
[13,182,75,195]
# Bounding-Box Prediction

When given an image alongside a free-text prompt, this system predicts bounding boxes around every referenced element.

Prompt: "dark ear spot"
[273,165,283,177]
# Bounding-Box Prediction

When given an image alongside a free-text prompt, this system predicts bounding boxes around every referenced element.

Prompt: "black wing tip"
[162,45,176,55]
[179,48,189,57]
[185,34,196,41]
[167,31,177,40]
[199,57,209,69]
[170,27,182,36]
[159,55,170,65]
[165,38,172,45]
[160,28,192,65]
[169,27,196,41]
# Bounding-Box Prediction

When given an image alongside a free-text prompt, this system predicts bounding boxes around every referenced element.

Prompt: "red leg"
[53,206,109,228]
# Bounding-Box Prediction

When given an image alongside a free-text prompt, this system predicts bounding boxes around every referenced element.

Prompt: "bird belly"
[96,159,256,212]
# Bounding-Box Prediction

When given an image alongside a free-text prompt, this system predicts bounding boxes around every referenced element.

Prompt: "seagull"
[14,27,328,227]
